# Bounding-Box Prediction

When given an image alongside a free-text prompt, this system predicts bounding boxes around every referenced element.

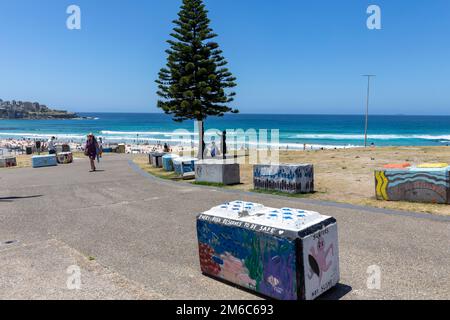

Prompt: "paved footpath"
[0,154,449,300]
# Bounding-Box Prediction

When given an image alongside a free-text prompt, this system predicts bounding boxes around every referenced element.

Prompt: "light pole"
[362,75,375,148]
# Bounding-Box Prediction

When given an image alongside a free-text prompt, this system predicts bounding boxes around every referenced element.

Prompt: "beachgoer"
[97,137,103,163]
[163,143,170,153]
[47,137,56,154]
[85,133,99,172]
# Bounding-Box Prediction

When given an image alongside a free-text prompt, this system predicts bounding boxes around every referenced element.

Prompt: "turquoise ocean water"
[1,113,450,149]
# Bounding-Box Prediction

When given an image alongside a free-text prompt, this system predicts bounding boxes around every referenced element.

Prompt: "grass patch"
[251,188,315,198]
[191,181,226,188]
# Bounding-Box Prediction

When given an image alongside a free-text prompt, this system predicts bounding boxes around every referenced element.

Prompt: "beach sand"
[134,146,450,216]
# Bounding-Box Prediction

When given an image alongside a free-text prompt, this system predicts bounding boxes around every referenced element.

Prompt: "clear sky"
[1,0,449,115]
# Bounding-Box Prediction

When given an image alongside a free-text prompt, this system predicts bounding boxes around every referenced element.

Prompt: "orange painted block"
[383,163,411,169]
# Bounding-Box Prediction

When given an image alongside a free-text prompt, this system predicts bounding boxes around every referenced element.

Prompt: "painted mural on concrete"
[56,152,73,164]
[173,157,197,175]
[254,164,314,194]
[0,157,17,168]
[196,201,339,300]
[375,165,450,204]
[32,155,57,168]
[162,154,179,171]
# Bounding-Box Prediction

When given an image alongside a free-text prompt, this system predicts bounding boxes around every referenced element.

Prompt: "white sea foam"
[289,134,450,140]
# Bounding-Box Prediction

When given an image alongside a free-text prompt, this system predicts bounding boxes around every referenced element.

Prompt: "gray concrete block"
[195,159,240,185]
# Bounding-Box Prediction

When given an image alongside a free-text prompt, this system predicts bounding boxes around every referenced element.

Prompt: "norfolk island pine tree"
[156,0,238,159]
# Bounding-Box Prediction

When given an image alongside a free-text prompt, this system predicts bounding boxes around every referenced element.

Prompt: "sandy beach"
[133,146,450,216]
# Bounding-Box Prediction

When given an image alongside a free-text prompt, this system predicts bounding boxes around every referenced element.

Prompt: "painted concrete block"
[197,201,340,300]
[254,164,314,194]
[375,165,450,204]
[0,157,17,168]
[195,159,240,185]
[162,154,180,171]
[117,144,126,154]
[32,155,57,168]
[56,152,73,164]
[151,152,166,168]
[173,157,197,175]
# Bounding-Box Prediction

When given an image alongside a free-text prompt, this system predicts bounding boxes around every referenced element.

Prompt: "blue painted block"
[173,157,197,175]
[162,154,179,171]
[254,164,314,194]
[32,155,57,168]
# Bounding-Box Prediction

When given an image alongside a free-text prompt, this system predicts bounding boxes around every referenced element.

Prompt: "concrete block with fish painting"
[196,201,340,300]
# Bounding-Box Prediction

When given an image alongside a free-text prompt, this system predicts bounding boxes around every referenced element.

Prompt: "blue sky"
[1,0,449,115]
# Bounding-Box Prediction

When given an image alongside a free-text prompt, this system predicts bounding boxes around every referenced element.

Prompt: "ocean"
[1,113,450,149]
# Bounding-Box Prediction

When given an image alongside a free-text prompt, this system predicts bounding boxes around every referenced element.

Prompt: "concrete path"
[0,154,449,300]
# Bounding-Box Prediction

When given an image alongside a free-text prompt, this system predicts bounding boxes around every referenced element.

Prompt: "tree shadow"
[0,195,43,202]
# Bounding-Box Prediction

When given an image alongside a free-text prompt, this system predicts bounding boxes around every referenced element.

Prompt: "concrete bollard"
[195,159,240,185]
[196,201,340,300]
[56,152,73,164]
[254,164,314,194]
[32,155,57,168]
[0,157,17,168]
[375,163,450,204]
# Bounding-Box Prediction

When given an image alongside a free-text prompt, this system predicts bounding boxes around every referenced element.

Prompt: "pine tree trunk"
[197,120,205,159]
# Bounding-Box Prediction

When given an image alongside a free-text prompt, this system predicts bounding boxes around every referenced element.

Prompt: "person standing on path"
[47,137,56,155]
[85,133,99,172]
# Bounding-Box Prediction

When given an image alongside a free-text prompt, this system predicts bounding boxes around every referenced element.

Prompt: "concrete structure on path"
[195,159,240,185]
[32,154,57,168]
[375,163,450,204]
[56,152,73,164]
[197,201,339,300]
[0,156,17,168]
[254,164,314,194]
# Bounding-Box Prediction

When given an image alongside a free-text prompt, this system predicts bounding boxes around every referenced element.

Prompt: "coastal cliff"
[0,99,77,119]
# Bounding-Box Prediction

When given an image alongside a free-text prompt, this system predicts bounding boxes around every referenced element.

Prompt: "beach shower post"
[363,75,375,147]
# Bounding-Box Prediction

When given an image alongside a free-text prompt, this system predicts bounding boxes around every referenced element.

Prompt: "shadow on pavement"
[318,283,353,300]
[0,195,43,202]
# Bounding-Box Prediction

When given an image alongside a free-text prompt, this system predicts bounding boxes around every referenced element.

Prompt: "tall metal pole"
[363,75,375,148]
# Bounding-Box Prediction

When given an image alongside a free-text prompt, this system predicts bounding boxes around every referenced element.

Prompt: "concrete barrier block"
[254,164,314,194]
[0,157,17,168]
[197,201,340,300]
[173,157,197,175]
[32,155,57,168]
[150,152,165,168]
[375,165,450,204]
[162,154,179,171]
[195,159,240,185]
[56,152,73,164]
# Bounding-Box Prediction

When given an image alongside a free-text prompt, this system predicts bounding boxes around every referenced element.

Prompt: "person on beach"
[47,137,56,154]
[85,133,99,172]
[96,137,103,163]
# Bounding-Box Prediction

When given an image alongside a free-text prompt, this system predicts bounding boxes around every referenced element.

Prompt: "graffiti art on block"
[56,152,73,164]
[196,201,339,300]
[375,166,450,204]
[0,157,17,168]
[162,154,179,171]
[173,157,197,175]
[32,155,57,168]
[254,164,314,194]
